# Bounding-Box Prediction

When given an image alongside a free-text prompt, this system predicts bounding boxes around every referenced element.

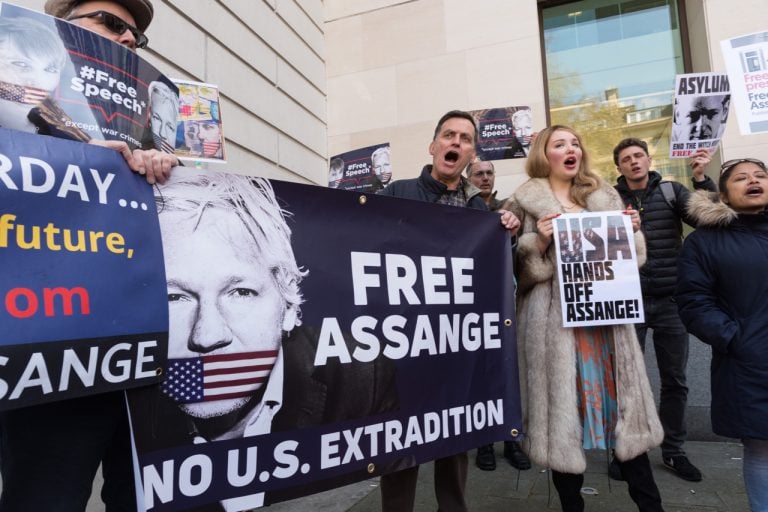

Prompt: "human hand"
[131,149,179,185]
[689,148,712,181]
[89,139,136,169]
[535,212,560,254]
[623,204,641,232]
[498,209,521,236]
[88,140,179,185]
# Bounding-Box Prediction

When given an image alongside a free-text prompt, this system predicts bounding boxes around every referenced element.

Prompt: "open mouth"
[445,151,459,163]
[564,156,577,167]
[746,185,765,196]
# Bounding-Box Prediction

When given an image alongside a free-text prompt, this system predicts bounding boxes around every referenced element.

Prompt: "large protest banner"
[0,128,168,409]
[0,2,177,152]
[469,106,533,161]
[670,72,731,158]
[329,143,391,191]
[127,170,521,511]
[552,211,644,327]
[721,30,768,135]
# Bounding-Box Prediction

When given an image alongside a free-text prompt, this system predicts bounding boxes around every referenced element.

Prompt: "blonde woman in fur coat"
[505,126,665,512]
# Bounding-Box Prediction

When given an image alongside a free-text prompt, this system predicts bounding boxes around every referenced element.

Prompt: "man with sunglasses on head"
[611,138,716,484]
[0,2,176,512]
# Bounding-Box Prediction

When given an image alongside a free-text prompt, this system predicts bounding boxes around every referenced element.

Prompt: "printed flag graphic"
[0,82,49,105]
[161,350,278,403]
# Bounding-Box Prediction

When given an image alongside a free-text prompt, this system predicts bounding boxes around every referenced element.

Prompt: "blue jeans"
[743,438,768,512]
[0,391,135,512]
[635,295,689,458]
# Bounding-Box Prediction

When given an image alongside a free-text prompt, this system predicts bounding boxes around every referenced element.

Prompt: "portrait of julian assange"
[143,80,179,153]
[129,169,399,454]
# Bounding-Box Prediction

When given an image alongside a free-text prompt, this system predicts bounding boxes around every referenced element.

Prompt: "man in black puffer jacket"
[613,138,715,483]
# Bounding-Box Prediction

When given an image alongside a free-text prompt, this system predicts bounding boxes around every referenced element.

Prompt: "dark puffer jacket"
[676,191,768,439]
[379,165,487,210]
[615,171,715,297]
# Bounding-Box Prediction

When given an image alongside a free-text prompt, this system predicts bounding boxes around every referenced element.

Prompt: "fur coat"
[506,178,663,474]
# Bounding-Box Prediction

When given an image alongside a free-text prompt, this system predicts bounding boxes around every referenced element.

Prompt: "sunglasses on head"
[720,158,767,176]
[67,11,148,49]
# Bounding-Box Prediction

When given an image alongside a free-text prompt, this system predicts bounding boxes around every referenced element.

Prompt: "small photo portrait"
[672,94,730,142]
[147,80,179,153]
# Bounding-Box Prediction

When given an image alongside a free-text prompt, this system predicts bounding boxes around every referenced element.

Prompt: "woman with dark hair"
[676,158,768,512]
[505,125,665,512]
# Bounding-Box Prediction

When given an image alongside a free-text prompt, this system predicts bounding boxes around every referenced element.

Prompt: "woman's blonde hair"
[525,124,603,207]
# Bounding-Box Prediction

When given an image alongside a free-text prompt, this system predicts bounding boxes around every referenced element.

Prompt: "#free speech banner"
[0,129,168,409]
[469,106,533,161]
[0,2,177,152]
[329,143,391,192]
[127,171,522,511]
[552,211,644,327]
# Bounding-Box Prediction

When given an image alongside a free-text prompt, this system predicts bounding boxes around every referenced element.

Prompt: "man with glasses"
[466,159,505,211]
[0,2,177,511]
[611,138,715,483]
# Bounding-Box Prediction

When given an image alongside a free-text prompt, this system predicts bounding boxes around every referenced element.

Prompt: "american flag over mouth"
[161,350,279,404]
[152,134,175,154]
[0,81,49,105]
[202,141,221,157]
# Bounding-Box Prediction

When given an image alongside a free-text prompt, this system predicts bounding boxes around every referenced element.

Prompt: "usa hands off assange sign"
[552,211,644,327]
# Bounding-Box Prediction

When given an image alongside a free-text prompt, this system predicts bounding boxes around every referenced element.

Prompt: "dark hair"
[433,110,478,148]
[612,138,649,166]
[718,158,768,196]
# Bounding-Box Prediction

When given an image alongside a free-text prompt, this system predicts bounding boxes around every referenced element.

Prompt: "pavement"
[77,440,748,511]
[263,441,749,512]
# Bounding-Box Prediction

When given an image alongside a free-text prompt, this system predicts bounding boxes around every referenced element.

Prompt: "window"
[542,0,688,181]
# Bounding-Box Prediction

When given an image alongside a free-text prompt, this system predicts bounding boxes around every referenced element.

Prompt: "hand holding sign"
[536,212,561,255]
[623,204,641,232]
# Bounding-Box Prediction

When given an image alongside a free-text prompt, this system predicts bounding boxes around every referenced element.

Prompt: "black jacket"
[378,165,487,210]
[615,171,715,297]
[676,192,768,439]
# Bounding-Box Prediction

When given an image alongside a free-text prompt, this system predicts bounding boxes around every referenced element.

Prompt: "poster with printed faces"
[0,3,177,153]
[469,106,533,161]
[173,79,227,162]
[552,211,644,328]
[329,142,391,191]
[721,30,768,135]
[670,72,731,158]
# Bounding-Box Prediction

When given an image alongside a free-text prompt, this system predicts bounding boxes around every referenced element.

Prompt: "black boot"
[619,453,665,512]
[474,444,496,471]
[503,441,531,470]
[551,470,584,512]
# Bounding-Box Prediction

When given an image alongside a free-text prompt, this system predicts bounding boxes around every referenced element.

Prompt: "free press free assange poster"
[0,129,168,409]
[128,173,521,511]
